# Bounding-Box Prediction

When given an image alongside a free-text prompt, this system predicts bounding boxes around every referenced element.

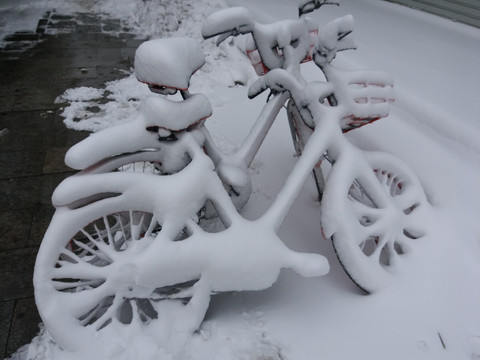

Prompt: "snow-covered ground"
[5,0,480,359]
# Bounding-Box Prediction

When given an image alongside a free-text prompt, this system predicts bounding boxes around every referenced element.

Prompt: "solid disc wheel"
[328,153,428,293]
[34,209,202,352]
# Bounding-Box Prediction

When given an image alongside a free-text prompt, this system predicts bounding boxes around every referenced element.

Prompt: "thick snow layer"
[141,94,212,130]
[6,0,480,359]
[134,38,206,90]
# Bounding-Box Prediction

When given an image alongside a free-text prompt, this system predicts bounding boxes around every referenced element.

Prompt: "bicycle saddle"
[141,94,212,132]
[134,37,206,91]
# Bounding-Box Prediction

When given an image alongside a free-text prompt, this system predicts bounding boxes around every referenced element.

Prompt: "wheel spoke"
[59,247,90,265]
[386,239,401,263]
[81,228,117,259]
[394,185,423,210]
[93,223,109,246]
[103,216,116,248]
[52,261,108,281]
[52,278,104,292]
[55,284,114,319]
[394,233,415,253]
[116,213,129,246]
[91,294,122,331]
[349,197,384,227]
[72,239,112,264]
[129,299,142,325]
[130,211,145,241]
[354,216,387,246]
[78,296,113,326]
[368,235,387,262]
[185,218,203,235]
[144,216,161,238]
[151,284,196,301]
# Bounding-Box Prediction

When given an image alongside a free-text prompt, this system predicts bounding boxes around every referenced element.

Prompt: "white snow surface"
[6,0,480,359]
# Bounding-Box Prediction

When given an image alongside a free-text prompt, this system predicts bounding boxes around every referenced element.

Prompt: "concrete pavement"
[0,11,144,358]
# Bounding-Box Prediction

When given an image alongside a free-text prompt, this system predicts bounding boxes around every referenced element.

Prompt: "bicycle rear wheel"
[323,152,429,293]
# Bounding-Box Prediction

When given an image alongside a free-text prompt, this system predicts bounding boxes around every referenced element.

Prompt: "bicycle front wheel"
[34,206,206,352]
[322,152,429,293]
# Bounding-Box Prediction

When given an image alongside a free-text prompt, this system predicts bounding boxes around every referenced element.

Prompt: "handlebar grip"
[247,77,268,99]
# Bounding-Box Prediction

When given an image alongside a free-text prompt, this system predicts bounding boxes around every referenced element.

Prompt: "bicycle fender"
[51,172,141,208]
[65,117,160,170]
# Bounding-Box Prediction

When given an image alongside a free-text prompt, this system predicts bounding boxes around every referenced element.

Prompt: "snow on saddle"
[134,37,206,91]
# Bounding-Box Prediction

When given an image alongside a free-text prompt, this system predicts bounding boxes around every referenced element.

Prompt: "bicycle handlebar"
[314,15,356,67]
[202,7,254,45]
[298,0,339,17]
[203,7,317,72]
[203,6,357,73]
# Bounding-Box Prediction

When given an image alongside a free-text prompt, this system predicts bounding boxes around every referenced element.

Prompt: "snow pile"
[0,0,225,44]
[56,74,151,132]
[15,312,285,360]
[89,0,223,41]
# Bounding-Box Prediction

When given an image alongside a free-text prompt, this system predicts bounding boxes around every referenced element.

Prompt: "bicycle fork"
[287,99,327,201]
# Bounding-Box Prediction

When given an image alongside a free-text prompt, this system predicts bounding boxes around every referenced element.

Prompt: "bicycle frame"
[37,127,329,352]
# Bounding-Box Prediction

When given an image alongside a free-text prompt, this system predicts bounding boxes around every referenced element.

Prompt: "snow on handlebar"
[314,15,356,67]
[201,7,254,45]
[203,7,317,74]
[203,7,358,77]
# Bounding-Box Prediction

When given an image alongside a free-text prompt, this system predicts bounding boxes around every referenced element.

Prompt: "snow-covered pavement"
[5,0,480,359]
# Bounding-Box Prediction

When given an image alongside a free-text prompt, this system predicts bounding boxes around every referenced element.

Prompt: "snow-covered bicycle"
[34,0,429,355]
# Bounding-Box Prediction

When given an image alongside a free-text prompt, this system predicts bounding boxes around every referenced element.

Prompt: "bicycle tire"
[322,151,429,293]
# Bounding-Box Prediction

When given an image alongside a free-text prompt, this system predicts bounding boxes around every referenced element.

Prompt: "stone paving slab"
[0,248,37,301]
[5,297,42,357]
[0,9,144,359]
[0,301,15,358]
